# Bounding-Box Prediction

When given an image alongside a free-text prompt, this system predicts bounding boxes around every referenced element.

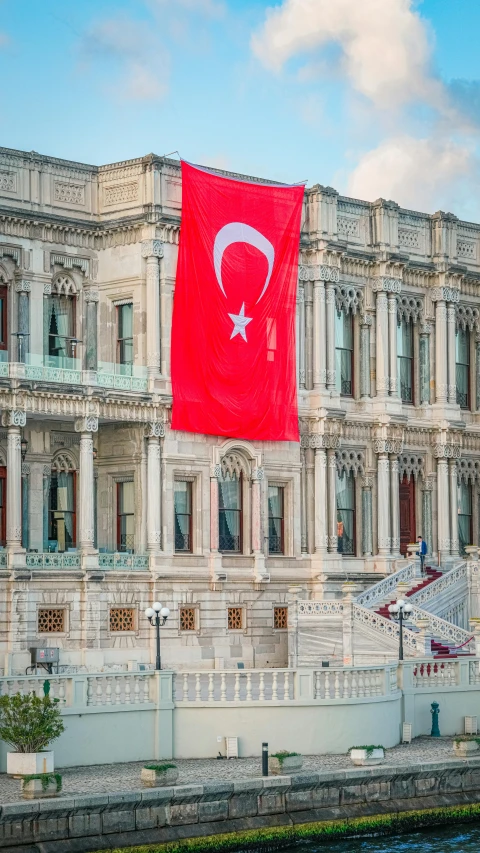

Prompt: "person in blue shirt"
[417,535,427,575]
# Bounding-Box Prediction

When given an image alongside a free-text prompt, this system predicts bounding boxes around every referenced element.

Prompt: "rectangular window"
[268,485,284,554]
[179,606,196,631]
[46,295,76,361]
[38,608,65,633]
[117,481,134,552]
[273,606,288,629]
[117,303,134,370]
[335,310,353,396]
[458,480,472,555]
[0,467,6,547]
[110,607,135,632]
[227,607,243,630]
[456,328,470,409]
[0,285,7,350]
[336,470,355,556]
[174,481,192,552]
[219,474,242,552]
[397,319,414,403]
[49,472,76,552]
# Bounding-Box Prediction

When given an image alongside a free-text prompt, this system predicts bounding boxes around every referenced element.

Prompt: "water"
[279,823,480,853]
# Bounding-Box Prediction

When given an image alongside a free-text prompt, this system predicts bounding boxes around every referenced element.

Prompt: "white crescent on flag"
[213,222,275,304]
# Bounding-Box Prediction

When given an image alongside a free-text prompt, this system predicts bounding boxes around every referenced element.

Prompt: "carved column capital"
[75,416,98,434]
[15,280,31,293]
[2,410,26,428]
[372,277,402,293]
[145,421,165,439]
[141,239,164,259]
[84,288,99,303]
[251,467,264,482]
[431,286,460,303]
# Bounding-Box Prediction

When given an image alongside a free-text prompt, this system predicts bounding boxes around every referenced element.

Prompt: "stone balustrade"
[0,354,148,392]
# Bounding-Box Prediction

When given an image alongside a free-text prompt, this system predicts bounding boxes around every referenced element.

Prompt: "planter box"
[350,748,385,766]
[268,755,303,775]
[7,751,54,777]
[454,741,479,757]
[22,778,59,800]
[141,767,179,787]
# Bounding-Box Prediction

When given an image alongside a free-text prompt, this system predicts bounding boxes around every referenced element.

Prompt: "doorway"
[399,475,416,556]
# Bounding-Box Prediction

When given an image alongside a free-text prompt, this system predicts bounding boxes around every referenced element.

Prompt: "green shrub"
[348,745,384,755]
[0,693,65,753]
[453,736,480,745]
[143,764,177,772]
[270,751,300,764]
[22,773,62,792]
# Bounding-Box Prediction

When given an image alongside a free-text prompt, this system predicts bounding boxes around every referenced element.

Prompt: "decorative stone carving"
[104,182,138,205]
[298,264,339,283]
[419,322,432,335]
[210,463,222,479]
[43,282,52,295]
[21,463,30,476]
[74,416,98,434]
[398,228,420,249]
[361,314,373,326]
[84,288,99,303]
[0,171,17,192]
[456,304,480,332]
[52,451,76,473]
[252,467,264,481]
[337,216,359,238]
[431,286,460,303]
[335,449,365,476]
[141,239,164,259]
[14,280,31,293]
[54,181,85,205]
[397,294,423,324]
[2,410,26,428]
[50,253,89,277]
[220,452,249,480]
[433,443,461,459]
[309,434,341,450]
[458,458,480,483]
[372,277,402,293]
[145,422,165,439]
[457,238,476,259]
[373,438,403,455]
[398,454,425,481]
[334,284,364,315]
[51,274,77,296]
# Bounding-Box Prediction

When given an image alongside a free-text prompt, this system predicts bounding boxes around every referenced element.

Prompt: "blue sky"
[2,0,480,218]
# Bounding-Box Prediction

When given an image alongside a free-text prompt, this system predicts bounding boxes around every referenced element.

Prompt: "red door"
[399,475,415,556]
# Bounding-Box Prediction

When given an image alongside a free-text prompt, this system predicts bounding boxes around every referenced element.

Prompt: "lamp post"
[388,599,413,661]
[145,601,170,671]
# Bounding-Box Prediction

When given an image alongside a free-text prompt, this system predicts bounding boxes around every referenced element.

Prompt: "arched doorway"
[399,474,416,556]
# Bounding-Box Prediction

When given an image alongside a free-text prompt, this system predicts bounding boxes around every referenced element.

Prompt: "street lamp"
[388,599,413,661]
[145,601,170,671]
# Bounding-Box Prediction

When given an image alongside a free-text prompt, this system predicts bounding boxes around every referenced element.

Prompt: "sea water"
[278,822,480,853]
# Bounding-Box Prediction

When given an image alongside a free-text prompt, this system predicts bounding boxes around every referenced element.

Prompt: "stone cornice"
[0,389,169,424]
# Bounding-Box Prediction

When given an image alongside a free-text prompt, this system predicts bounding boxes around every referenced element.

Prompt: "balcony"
[23,551,149,571]
[0,352,148,393]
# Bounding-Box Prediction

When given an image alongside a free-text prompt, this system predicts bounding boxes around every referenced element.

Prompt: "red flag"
[171,161,304,441]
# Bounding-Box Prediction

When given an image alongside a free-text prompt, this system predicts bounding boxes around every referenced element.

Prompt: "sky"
[2,0,480,219]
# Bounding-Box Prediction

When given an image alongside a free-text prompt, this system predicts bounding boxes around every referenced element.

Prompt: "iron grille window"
[227,607,243,630]
[49,472,76,552]
[336,469,355,556]
[335,309,353,396]
[174,481,192,552]
[179,607,196,631]
[117,303,134,370]
[219,473,242,552]
[397,319,414,403]
[456,328,470,409]
[38,608,65,633]
[274,606,288,629]
[117,481,134,552]
[268,485,284,554]
[110,607,135,632]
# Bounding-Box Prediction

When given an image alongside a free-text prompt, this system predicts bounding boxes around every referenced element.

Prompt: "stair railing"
[355,561,418,609]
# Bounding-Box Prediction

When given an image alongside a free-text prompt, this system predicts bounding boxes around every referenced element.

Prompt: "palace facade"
[0,146,479,674]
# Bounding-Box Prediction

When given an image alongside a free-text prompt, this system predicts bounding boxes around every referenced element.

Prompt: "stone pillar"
[449,459,459,556]
[298,285,306,390]
[84,288,99,372]
[390,456,400,555]
[388,293,398,396]
[434,296,448,403]
[419,324,431,404]
[314,443,328,553]
[304,282,313,390]
[43,465,50,552]
[210,464,221,552]
[362,476,373,557]
[16,280,30,363]
[142,240,163,379]
[360,316,372,398]
[2,410,26,549]
[313,279,326,390]
[75,416,98,552]
[21,463,29,550]
[327,447,337,553]
[251,468,264,554]
[306,449,315,553]
[422,480,433,554]
[326,283,336,391]
[374,288,389,396]
[436,455,450,555]
[377,452,390,555]
[146,423,163,553]
[476,334,480,412]
[300,446,307,553]
[447,302,457,404]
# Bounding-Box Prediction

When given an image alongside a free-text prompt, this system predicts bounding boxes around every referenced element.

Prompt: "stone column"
[449,459,459,556]
[15,280,30,363]
[306,449,315,553]
[327,447,337,553]
[422,480,433,555]
[476,334,480,412]
[304,282,313,390]
[84,288,99,372]
[419,324,431,405]
[21,463,30,550]
[42,465,50,552]
[376,450,390,555]
[433,295,448,404]
[447,302,457,404]
[326,283,336,391]
[2,410,26,549]
[251,467,264,558]
[313,442,328,553]
[146,423,163,553]
[390,456,400,555]
[298,285,306,390]
[300,445,308,553]
[362,475,373,557]
[360,315,372,398]
[142,240,163,379]
[75,416,98,552]
[388,293,398,396]
[436,454,450,555]
[374,286,389,396]
[313,279,326,390]
[210,464,221,552]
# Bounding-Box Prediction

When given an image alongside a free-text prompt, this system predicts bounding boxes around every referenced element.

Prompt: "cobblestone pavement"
[0,738,469,805]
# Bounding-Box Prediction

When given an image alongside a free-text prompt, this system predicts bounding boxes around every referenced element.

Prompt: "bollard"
[431,701,441,737]
[262,742,268,776]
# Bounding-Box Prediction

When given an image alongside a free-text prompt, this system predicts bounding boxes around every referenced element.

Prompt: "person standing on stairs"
[417,535,428,576]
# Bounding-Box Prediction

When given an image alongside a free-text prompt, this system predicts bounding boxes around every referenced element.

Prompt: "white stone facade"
[1,147,480,674]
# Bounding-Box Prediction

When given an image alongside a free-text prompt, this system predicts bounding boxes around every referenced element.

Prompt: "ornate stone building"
[0,146,479,674]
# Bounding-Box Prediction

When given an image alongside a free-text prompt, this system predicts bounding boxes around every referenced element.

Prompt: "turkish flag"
[171,161,304,441]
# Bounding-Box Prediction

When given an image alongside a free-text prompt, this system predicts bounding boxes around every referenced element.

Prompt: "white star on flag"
[228,303,253,342]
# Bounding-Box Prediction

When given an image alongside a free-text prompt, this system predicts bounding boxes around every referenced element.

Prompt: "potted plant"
[349,745,385,766]
[141,763,178,787]
[268,751,303,775]
[453,737,480,757]
[22,773,62,800]
[0,693,65,777]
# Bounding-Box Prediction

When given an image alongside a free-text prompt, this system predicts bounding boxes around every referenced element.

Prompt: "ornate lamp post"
[145,601,170,671]
[388,599,413,661]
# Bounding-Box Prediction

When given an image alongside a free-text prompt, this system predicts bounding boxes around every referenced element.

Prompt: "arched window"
[49,454,76,552]
[456,328,470,409]
[219,472,242,552]
[397,318,414,403]
[458,480,472,555]
[336,470,355,555]
[45,276,77,363]
[335,309,353,396]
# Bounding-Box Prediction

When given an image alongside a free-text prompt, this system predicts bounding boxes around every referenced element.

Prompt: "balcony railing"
[26,552,81,569]
[0,353,148,392]
[24,552,148,570]
[98,553,149,570]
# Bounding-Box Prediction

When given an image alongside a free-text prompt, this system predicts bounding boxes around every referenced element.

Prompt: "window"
[174,481,192,552]
[110,607,135,632]
[0,285,7,350]
[335,310,353,396]
[0,467,6,547]
[49,472,76,552]
[219,473,242,552]
[397,319,414,403]
[227,607,243,630]
[46,295,76,361]
[179,606,196,631]
[273,606,288,629]
[38,608,65,633]
[117,481,134,552]
[268,485,284,554]
[336,470,355,556]
[117,303,133,370]
[456,328,470,409]
[458,480,472,555]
